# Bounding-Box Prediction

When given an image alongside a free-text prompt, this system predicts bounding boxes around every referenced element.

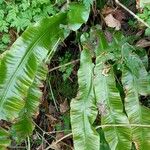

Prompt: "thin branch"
[45,129,72,134]
[27,136,30,150]
[55,133,72,144]
[36,131,51,147]
[48,80,59,111]
[49,59,80,72]
[44,38,61,63]
[33,121,46,135]
[36,122,150,150]
[115,0,150,28]
[45,133,72,150]
[34,120,72,135]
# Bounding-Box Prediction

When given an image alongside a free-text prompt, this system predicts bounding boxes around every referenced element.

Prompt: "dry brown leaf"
[60,100,69,114]
[46,114,57,124]
[112,9,126,22]
[102,6,126,30]
[136,39,150,47]
[49,133,65,150]
[104,14,121,30]
[49,103,56,114]
[102,6,115,15]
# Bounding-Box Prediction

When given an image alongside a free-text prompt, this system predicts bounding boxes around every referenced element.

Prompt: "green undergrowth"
[0,0,65,52]
[0,0,150,149]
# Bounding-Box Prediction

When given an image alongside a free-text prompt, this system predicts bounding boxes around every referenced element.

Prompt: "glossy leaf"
[94,65,132,150]
[0,12,68,121]
[71,28,150,150]
[94,34,132,150]
[70,48,100,150]
[82,0,93,7]
[0,1,92,145]
[67,2,90,31]
[98,128,110,150]
[121,43,150,149]
[11,64,47,140]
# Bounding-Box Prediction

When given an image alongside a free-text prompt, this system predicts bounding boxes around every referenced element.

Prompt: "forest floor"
[1,0,150,149]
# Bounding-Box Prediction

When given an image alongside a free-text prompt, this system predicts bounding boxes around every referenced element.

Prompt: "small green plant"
[59,52,75,81]
[0,0,64,52]
[137,4,150,35]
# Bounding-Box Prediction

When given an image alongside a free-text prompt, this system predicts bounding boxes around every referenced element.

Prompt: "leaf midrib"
[0,24,59,110]
[82,64,95,150]
[103,72,121,146]
[127,73,144,148]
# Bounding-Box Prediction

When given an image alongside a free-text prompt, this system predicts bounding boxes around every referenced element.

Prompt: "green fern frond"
[11,64,47,141]
[94,31,132,150]
[71,48,100,150]
[0,12,68,121]
[121,44,150,149]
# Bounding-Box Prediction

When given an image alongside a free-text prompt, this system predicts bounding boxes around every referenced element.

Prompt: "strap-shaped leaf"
[94,31,131,150]
[121,44,150,149]
[21,64,48,117]
[0,12,68,121]
[0,2,92,145]
[0,128,11,150]
[94,62,131,150]
[11,64,47,141]
[70,48,100,150]
[0,1,92,122]
[68,2,90,31]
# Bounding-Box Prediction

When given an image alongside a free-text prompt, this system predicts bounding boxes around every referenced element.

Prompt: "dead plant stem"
[115,0,150,28]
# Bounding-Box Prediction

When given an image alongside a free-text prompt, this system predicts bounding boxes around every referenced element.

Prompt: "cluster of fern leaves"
[0,0,65,52]
[0,0,150,149]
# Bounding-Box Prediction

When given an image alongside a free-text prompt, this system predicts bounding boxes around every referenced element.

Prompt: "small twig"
[27,136,30,150]
[115,0,150,28]
[54,133,72,145]
[48,81,59,111]
[45,133,72,150]
[34,120,72,135]
[36,131,51,147]
[49,59,80,72]
[45,129,72,134]
[44,38,61,63]
[33,121,46,135]
[36,122,150,150]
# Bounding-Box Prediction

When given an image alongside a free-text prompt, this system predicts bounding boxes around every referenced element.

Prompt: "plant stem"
[27,136,30,150]
[45,133,72,150]
[115,0,150,28]
[49,59,79,72]
[48,81,59,112]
